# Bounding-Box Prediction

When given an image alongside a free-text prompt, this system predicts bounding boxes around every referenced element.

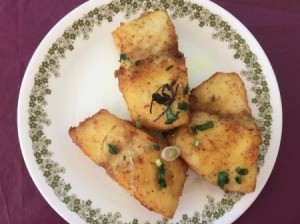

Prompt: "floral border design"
[27,0,272,223]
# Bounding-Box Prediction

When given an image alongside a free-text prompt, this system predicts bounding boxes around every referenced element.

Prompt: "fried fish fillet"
[112,11,178,61]
[113,11,189,130]
[167,112,261,193]
[115,54,189,130]
[169,72,261,192]
[69,109,188,218]
[189,72,251,115]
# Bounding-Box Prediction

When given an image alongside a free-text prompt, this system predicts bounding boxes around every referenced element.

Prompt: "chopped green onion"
[235,175,242,184]
[161,146,180,161]
[235,168,248,184]
[191,121,214,135]
[217,171,229,189]
[155,159,167,189]
[135,60,141,66]
[198,121,214,131]
[153,144,161,151]
[172,150,178,158]
[108,144,117,154]
[178,101,189,110]
[155,159,162,167]
[135,119,142,128]
[119,54,130,62]
[183,84,190,95]
[166,65,174,71]
[191,126,198,135]
[236,167,249,175]
[165,106,179,124]
[194,139,199,147]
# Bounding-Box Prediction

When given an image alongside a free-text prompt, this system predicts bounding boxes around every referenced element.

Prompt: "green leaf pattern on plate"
[28,0,272,223]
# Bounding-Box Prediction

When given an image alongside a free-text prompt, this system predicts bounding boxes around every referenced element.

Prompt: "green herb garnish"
[234,167,249,184]
[150,81,179,122]
[178,101,189,110]
[217,171,229,189]
[191,126,198,135]
[155,159,162,167]
[191,121,214,135]
[183,84,190,95]
[119,54,130,62]
[194,139,199,147]
[235,175,242,184]
[108,144,117,154]
[165,106,179,124]
[155,159,167,189]
[135,60,141,66]
[171,150,178,158]
[166,65,174,71]
[153,144,161,151]
[135,119,142,128]
[236,167,249,175]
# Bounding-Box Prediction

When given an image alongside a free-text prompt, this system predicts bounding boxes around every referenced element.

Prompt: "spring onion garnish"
[155,159,167,189]
[135,119,142,128]
[119,54,130,62]
[235,176,242,184]
[178,101,189,110]
[166,65,174,71]
[153,144,161,151]
[155,159,162,167]
[183,84,190,95]
[161,146,180,161]
[191,121,214,135]
[236,167,249,175]
[108,144,117,154]
[217,171,229,189]
[235,167,249,184]
[165,106,179,124]
[194,139,199,147]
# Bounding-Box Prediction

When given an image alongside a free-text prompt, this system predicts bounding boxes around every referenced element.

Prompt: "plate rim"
[17,0,282,223]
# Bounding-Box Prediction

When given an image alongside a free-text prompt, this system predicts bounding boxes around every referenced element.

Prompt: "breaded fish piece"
[69,109,188,218]
[190,72,251,115]
[167,112,262,193]
[113,11,189,130]
[115,54,189,130]
[112,11,178,61]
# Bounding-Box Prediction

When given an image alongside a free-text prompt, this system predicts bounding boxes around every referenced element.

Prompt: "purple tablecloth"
[1,0,299,223]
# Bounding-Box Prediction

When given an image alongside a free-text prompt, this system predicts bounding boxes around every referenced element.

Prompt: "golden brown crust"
[112,11,178,61]
[190,72,251,115]
[117,54,189,131]
[169,72,262,193]
[69,109,188,218]
[167,112,261,193]
[112,11,189,131]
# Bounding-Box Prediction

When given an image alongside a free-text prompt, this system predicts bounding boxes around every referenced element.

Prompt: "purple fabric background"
[0,0,299,223]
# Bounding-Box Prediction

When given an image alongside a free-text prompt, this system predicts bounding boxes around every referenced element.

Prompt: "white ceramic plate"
[17,0,282,223]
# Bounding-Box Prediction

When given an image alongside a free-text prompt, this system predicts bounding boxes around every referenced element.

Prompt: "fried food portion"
[113,11,189,131]
[115,54,189,130]
[167,112,261,193]
[112,11,178,61]
[69,109,188,218]
[190,72,251,115]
